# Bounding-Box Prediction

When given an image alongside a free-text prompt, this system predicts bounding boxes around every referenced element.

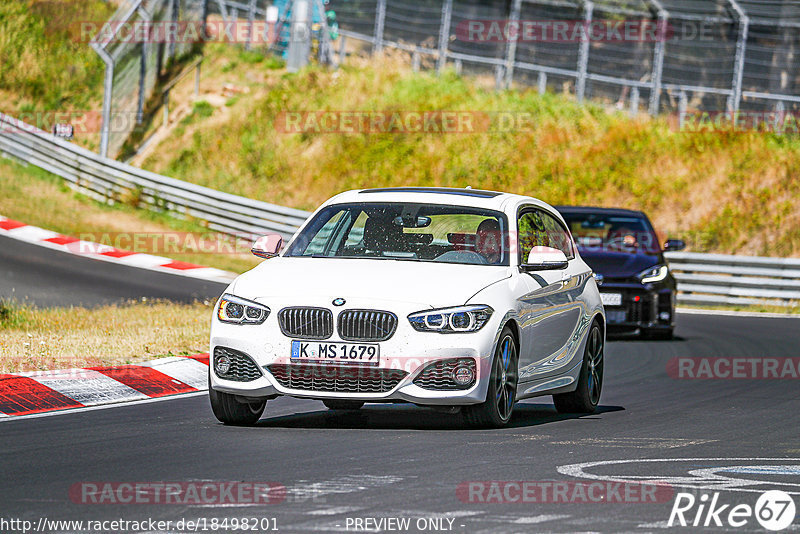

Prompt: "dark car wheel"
[554,322,603,414]
[463,327,519,428]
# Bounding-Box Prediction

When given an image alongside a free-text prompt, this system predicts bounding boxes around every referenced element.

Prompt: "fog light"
[215,355,231,375]
[659,311,671,321]
[452,365,475,386]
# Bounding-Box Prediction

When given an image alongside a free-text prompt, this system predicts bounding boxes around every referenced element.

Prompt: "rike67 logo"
[669,490,796,531]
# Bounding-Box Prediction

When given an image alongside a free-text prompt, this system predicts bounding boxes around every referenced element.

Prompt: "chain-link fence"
[314,0,800,115]
[91,0,205,158]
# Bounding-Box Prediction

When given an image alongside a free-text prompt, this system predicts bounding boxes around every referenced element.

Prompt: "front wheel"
[209,385,266,425]
[554,322,603,414]
[463,327,519,428]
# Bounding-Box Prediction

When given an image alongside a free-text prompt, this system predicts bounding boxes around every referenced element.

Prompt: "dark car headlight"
[638,264,669,284]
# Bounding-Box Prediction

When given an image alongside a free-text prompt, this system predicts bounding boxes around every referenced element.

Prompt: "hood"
[231,257,511,308]
[577,249,663,278]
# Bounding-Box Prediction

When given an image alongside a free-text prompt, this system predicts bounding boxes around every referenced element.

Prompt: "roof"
[554,205,647,218]
[359,187,503,199]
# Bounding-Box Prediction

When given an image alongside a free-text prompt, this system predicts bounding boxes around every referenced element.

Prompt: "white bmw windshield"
[285,202,510,266]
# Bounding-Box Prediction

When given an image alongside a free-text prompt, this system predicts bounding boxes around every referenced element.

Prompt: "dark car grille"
[413,358,477,390]
[278,307,333,339]
[267,364,408,393]
[213,347,262,382]
[337,310,398,341]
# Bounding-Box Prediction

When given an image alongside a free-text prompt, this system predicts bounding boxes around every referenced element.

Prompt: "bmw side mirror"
[663,239,686,252]
[520,246,569,272]
[252,233,283,259]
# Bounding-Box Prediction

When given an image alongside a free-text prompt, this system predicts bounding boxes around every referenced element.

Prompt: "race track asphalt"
[2,312,799,533]
[0,234,226,307]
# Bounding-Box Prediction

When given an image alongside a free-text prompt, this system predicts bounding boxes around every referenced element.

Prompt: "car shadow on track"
[254,403,624,431]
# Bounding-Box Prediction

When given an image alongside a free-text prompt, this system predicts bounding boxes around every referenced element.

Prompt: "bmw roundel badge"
[332,298,346,306]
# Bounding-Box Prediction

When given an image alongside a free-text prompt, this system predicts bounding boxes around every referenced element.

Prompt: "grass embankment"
[0,0,115,152]
[0,299,211,373]
[142,46,800,257]
[0,157,260,273]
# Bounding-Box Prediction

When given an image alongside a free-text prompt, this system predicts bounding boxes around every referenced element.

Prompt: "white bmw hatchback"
[209,187,605,427]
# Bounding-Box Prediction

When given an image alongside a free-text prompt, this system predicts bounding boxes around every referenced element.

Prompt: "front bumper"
[209,307,500,405]
[598,282,675,334]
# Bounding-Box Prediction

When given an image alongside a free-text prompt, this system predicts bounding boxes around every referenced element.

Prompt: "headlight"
[217,294,270,325]
[408,305,493,333]
[638,264,669,284]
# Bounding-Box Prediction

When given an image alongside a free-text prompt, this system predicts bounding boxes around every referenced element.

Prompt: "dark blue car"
[556,206,685,339]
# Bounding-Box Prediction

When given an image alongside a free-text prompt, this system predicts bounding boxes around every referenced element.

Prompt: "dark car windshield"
[285,202,510,266]
[560,212,660,254]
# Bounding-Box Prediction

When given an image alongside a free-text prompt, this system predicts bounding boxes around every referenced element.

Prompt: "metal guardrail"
[665,252,800,307]
[0,112,310,241]
[1,111,798,307]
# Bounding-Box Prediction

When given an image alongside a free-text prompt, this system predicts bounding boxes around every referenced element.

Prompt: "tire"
[323,400,365,410]
[463,327,519,428]
[209,383,267,425]
[554,322,603,414]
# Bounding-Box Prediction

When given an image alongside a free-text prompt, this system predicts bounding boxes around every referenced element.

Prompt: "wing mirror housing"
[520,246,569,272]
[663,238,686,252]
[251,233,283,259]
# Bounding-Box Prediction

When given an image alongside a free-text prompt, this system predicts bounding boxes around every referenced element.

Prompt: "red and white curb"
[0,354,209,418]
[0,215,236,284]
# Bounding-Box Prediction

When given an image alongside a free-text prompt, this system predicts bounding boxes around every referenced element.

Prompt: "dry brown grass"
[0,299,213,373]
[141,46,800,257]
[0,157,260,273]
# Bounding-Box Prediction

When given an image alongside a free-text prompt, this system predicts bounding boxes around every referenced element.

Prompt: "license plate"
[601,292,622,307]
[291,340,380,366]
[606,310,627,324]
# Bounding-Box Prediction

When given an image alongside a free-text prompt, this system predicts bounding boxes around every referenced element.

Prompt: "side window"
[539,210,575,259]
[518,209,574,263]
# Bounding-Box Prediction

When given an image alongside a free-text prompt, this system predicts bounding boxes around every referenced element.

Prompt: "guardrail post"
[216,0,230,22]
[630,86,640,116]
[454,59,462,74]
[338,34,347,67]
[412,51,420,72]
[728,0,749,112]
[504,0,523,88]
[168,0,179,60]
[436,0,453,74]
[246,0,257,50]
[678,90,687,130]
[648,1,668,115]
[495,65,504,90]
[373,0,386,54]
[538,71,547,94]
[576,0,594,102]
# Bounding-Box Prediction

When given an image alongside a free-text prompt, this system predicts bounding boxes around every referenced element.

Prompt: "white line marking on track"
[558,457,800,494]
[511,514,571,524]
[307,506,365,515]
[677,307,800,319]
